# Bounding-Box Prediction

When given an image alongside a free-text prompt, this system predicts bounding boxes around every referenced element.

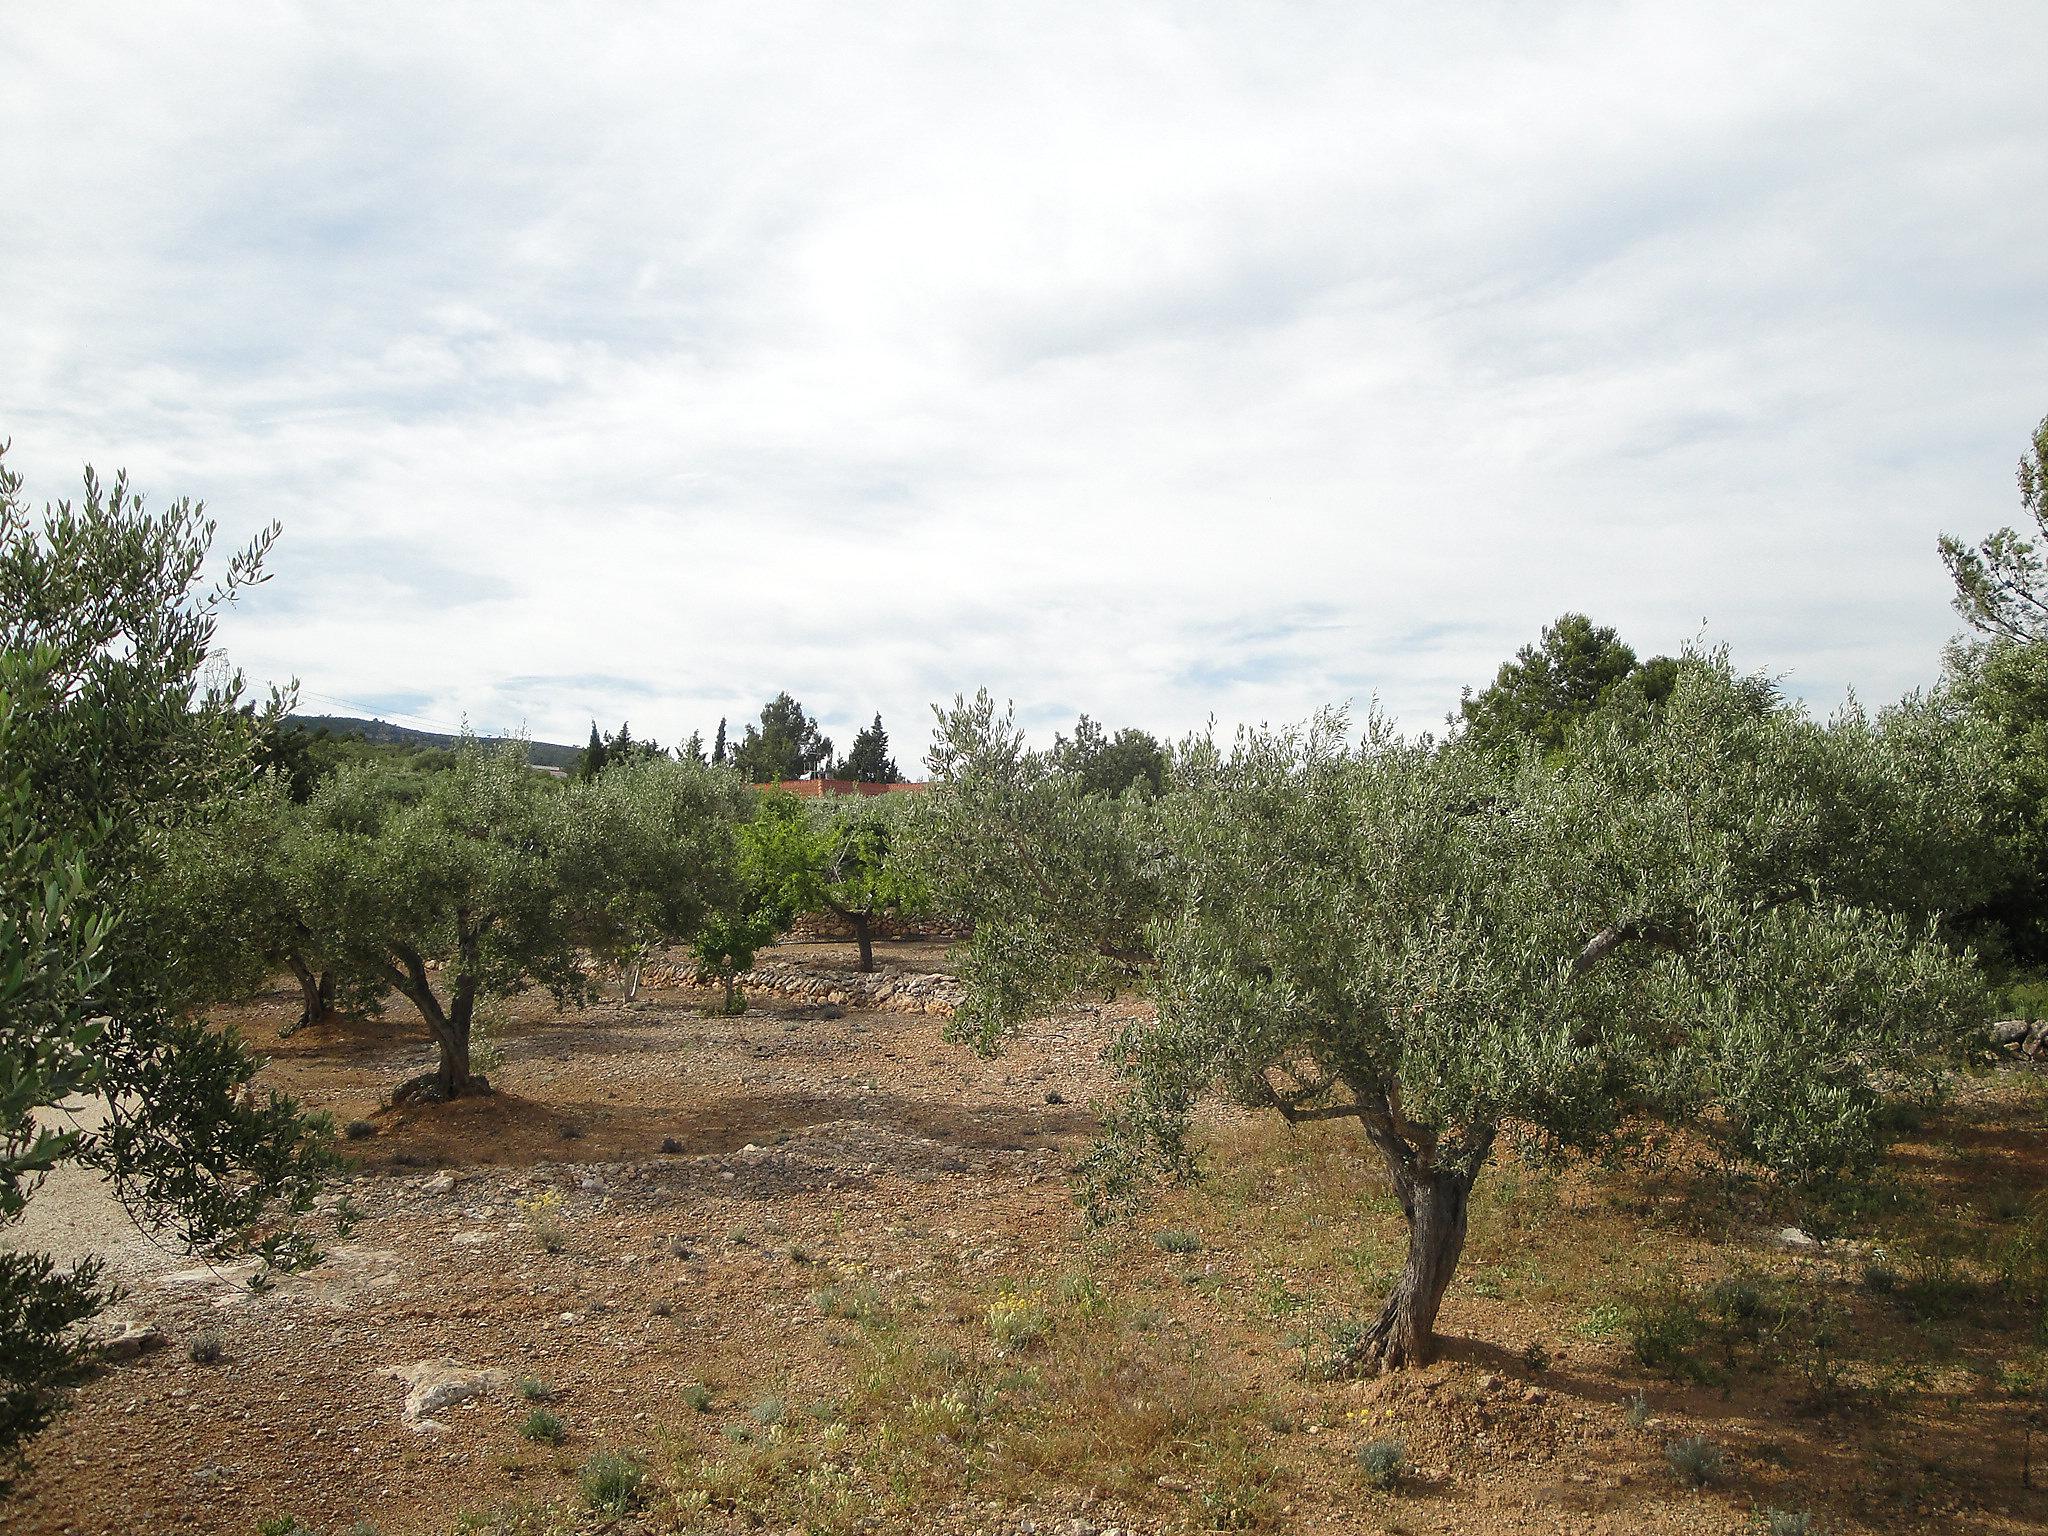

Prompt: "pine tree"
[681,730,707,766]
[579,721,610,780]
[843,713,902,783]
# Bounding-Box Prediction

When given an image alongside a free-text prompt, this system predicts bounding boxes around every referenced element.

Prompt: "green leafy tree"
[290,743,588,1100]
[1941,413,2048,644]
[0,445,332,1481]
[1457,613,1676,753]
[842,714,903,784]
[796,795,930,971]
[915,659,1988,1371]
[732,693,835,783]
[680,730,707,767]
[689,792,813,1013]
[1050,714,1168,798]
[712,717,728,767]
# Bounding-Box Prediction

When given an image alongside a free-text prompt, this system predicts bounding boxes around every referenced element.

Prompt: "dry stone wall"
[639,957,963,1016]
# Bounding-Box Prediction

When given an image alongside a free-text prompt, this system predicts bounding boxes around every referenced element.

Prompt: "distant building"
[768,778,928,798]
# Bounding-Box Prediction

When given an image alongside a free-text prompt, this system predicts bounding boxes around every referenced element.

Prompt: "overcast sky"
[5,4,2045,762]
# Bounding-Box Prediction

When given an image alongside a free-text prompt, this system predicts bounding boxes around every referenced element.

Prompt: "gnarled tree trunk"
[851,913,875,973]
[1344,1162,1476,1371]
[386,947,486,1100]
[284,950,337,1032]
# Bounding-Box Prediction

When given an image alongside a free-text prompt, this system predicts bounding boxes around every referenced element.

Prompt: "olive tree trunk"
[851,914,875,973]
[1345,1162,1476,1371]
[285,951,330,1027]
[386,947,485,1100]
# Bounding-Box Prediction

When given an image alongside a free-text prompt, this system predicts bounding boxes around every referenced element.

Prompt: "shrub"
[1155,1229,1202,1255]
[518,1376,555,1403]
[1623,1392,1652,1430]
[521,1407,566,1444]
[986,1291,1053,1352]
[749,1396,786,1426]
[1665,1435,1724,1488]
[1753,1509,1815,1536]
[344,1119,376,1140]
[679,1381,713,1413]
[578,1450,646,1515]
[1624,1280,1711,1380]
[519,1189,568,1254]
[1357,1437,1405,1490]
[188,1331,224,1366]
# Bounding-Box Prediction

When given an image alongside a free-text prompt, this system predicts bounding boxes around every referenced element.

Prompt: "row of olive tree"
[159,753,933,1096]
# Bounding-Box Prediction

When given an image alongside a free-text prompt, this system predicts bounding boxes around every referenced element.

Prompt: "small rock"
[1478,1372,1503,1393]
[382,1358,506,1427]
[101,1322,168,1361]
[420,1172,458,1195]
[1776,1226,1821,1250]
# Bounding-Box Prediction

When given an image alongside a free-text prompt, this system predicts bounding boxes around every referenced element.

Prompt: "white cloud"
[3,1,2044,761]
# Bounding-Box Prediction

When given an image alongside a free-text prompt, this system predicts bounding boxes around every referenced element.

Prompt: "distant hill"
[286,715,582,771]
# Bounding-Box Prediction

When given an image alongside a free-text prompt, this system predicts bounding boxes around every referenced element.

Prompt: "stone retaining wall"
[639,958,963,1016]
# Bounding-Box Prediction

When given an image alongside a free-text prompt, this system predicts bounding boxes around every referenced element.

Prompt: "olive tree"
[152,773,346,1031]
[289,744,584,1100]
[557,755,752,1000]
[0,446,332,1481]
[916,657,1989,1371]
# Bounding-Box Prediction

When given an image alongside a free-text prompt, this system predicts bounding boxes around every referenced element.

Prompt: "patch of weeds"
[1665,1435,1724,1488]
[986,1289,1054,1352]
[1894,1255,1980,1323]
[1199,1440,1283,1528]
[679,1381,713,1413]
[812,1281,883,1324]
[1357,1437,1405,1490]
[1862,1260,1900,1295]
[518,1189,569,1254]
[1574,1302,1624,1340]
[1623,1392,1652,1429]
[1291,1314,1375,1380]
[1257,1276,1311,1320]
[1751,1508,1816,1535]
[344,1119,376,1140]
[521,1407,566,1444]
[1056,1270,1108,1317]
[518,1376,555,1403]
[188,1330,224,1366]
[750,1395,787,1427]
[256,1518,309,1536]
[1155,1229,1202,1255]
[1522,1340,1552,1374]
[578,1450,646,1515]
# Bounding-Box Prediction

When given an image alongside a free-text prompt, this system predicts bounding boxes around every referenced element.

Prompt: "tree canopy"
[1457,613,1677,754]
[1941,412,2048,644]
[915,657,1991,1370]
[732,692,835,783]
[842,713,902,784]
[1050,714,1168,798]
[0,446,332,1479]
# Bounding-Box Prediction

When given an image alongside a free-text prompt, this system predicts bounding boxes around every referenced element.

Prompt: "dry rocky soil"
[7,938,2048,1536]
